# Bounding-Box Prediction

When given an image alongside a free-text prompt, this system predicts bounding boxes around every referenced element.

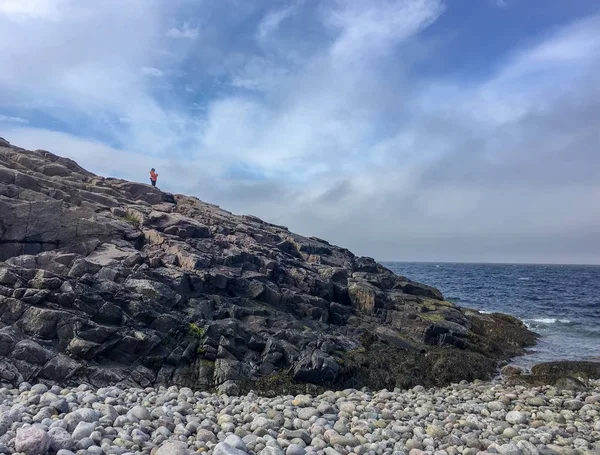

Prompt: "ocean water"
[383,262,600,368]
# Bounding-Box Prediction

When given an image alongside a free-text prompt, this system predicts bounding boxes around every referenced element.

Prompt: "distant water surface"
[383,262,600,368]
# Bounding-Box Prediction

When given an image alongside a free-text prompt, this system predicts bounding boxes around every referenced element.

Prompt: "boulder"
[11,340,53,365]
[347,280,381,313]
[531,361,600,379]
[293,349,340,383]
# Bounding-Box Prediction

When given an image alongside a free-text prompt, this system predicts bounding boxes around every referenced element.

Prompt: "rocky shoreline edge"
[1,362,599,455]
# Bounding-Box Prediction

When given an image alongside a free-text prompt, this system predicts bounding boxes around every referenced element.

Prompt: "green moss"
[189,323,207,356]
[188,323,206,338]
[419,312,445,323]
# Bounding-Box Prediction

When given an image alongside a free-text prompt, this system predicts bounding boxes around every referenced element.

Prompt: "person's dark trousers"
[150,180,156,187]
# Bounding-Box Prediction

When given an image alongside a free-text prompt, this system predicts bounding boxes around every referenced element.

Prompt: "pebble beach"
[1,379,599,455]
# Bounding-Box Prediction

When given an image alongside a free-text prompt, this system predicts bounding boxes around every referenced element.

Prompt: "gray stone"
[282,430,312,445]
[496,443,522,455]
[77,436,94,450]
[72,421,96,440]
[563,400,584,411]
[505,411,528,425]
[503,428,518,439]
[75,408,101,423]
[214,441,249,455]
[50,398,70,414]
[128,405,151,420]
[261,446,286,455]
[87,446,104,455]
[155,441,191,455]
[251,416,277,432]
[48,427,74,451]
[516,441,540,455]
[488,401,506,412]
[297,407,320,420]
[197,429,217,443]
[225,434,248,452]
[426,425,446,439]
[287,444,307,455]
[15,427,50,455]
[323,429,360,447]
[30,383,49,394]
[217,380,241,396]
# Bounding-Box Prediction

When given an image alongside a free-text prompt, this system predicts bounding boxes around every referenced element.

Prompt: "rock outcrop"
[0,139,537,392]
[502,361,600,391]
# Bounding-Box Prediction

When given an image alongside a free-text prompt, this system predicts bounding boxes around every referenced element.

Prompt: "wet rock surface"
[0,139,537,392]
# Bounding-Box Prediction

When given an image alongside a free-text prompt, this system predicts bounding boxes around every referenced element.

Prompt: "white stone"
[505,411,528,425]
[214,442,249,455]
[225,434,248,452]
[72,421,96,440]
[156,441,191,455]
[128,405,151,420]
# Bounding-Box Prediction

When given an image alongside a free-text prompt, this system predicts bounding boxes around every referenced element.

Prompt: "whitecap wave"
[528,318,571,324]
[518,277,530,281]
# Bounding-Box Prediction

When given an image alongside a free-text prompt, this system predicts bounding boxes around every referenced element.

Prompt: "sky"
[0,0,599,265]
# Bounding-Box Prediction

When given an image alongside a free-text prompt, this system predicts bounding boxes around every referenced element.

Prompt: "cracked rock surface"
[0,139,537,392]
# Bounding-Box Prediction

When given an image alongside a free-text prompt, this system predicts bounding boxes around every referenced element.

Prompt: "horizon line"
[379,260,600,267]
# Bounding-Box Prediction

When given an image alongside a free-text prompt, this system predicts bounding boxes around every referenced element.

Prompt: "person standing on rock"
[150,168,158,187]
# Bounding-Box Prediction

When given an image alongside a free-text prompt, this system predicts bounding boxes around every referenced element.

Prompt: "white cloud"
[325,0,445,62]
[257,5,296,42]
[140,66,164,77]
[0,114,28,123]
[166,22,199,39]
[0,0,71,21]
[0,1,599,263]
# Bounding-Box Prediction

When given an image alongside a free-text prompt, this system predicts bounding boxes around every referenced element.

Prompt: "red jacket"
[150,170,158,181]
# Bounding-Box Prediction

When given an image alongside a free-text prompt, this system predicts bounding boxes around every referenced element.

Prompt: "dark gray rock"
[0,142,537,391]
[293,349,340,383]
[11,340,53,365]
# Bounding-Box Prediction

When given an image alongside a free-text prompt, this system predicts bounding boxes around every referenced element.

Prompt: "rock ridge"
[0,138,537,393]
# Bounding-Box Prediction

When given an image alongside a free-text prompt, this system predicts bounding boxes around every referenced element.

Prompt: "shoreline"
[1,376,599,455]
[384,262,600,370]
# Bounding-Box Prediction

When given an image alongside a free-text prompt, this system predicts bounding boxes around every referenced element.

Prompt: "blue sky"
[1,0,599,264]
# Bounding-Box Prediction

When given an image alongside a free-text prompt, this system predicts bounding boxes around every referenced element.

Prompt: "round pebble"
[0,379,596,455]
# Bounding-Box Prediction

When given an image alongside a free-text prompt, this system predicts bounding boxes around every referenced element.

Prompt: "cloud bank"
[1,0,599,264]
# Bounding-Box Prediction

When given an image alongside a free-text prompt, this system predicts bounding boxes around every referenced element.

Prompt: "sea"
[383,262,600,369]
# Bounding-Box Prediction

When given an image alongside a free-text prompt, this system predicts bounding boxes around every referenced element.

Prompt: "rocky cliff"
[0,138,536,393]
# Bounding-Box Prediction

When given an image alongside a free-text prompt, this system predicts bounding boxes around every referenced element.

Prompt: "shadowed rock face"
[0,138,537,392]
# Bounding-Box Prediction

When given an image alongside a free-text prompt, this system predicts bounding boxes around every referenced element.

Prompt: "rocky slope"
[0,138,537,393]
